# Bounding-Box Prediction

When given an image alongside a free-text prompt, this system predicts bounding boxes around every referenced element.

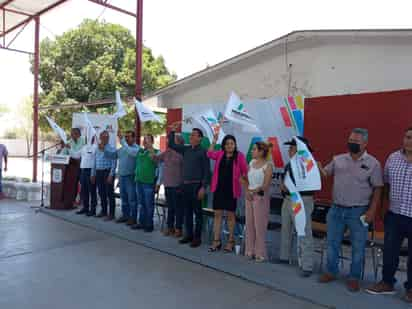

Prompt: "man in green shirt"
[133,134,160,232]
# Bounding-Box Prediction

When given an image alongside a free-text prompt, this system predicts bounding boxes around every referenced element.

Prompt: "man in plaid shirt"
[367,126,412,303]
[91,130,117,220]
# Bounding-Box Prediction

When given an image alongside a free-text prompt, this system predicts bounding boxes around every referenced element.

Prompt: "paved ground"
[0,199,326,309]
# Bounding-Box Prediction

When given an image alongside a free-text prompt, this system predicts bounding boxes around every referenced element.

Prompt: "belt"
[183,180,202,185]
[335,204,368,209]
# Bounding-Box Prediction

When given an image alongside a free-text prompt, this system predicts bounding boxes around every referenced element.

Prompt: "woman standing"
[245,141,273,262]
[208,132,248,252]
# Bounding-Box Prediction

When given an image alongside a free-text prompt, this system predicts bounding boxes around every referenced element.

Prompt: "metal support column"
[32,15,40,182]
[135,0,143,144]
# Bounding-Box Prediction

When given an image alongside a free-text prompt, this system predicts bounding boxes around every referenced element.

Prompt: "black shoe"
[273,258,289,265]
[116,216,128,223]
[300,270,313,278]
[131,223,144,230]
[190,239,202,248]
[144,227,154,233]
[86,211,96,217]
[96,212,106,218]
[76,208,87,215]
[179,237,193,244]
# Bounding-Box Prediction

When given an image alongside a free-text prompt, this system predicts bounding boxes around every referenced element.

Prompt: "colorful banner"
[182,94,305,198]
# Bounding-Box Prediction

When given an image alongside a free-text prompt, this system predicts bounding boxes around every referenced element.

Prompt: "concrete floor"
[0,199,324,309]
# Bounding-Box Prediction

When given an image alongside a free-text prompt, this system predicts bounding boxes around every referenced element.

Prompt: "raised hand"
[168,121,181,131]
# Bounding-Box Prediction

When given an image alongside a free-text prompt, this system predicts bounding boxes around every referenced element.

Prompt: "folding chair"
[154,192,167,231]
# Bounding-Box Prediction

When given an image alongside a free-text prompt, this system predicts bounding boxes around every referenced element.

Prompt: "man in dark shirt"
[168,123,210,248]
[276,137,317,278]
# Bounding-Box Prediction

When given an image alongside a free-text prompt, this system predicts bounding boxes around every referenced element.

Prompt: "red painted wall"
[166,108,183,134]
[165,89,412,227]
[305,89,412,201]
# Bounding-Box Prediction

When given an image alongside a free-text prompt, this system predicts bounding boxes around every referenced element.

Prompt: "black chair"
[311,202,330,269]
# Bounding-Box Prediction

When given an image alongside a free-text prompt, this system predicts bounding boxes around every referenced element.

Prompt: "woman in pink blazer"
[207,133,248,252]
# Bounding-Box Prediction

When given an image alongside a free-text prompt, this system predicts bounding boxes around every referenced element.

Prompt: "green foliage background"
[33,19,176,136]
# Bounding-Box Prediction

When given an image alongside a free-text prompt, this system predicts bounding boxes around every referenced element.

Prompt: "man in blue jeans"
[104,130,140,225]
[366,127,412,303]
[318,128,383,292]
[91,131,117,220]
[0,143,8,199]
[132,135,160,233]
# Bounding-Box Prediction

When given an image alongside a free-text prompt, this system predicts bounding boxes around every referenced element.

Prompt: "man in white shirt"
[77,143,97,215]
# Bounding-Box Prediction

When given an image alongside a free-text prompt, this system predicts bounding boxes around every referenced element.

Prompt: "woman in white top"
[243,141,273,262]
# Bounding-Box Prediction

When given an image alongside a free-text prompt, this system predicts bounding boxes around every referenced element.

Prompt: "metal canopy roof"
[0,0,68,37]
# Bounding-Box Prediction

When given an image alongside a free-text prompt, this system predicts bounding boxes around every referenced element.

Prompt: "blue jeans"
[95,169,115,216]
[119,175,137,220]
[0,169,2,193]
[165,186,184,230]
[137,182,155,229]
[382,211,412,290]
[80,168,97,212]
[326,205,368,280]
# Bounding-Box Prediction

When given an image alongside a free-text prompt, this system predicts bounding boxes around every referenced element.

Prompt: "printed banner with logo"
[72,113,118,147]
[182,95,305,198]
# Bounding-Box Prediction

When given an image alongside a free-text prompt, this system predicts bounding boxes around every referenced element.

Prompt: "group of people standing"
[58,123,412,303]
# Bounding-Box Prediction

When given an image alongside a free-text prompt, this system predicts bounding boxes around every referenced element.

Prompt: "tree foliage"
[33,19,176,135]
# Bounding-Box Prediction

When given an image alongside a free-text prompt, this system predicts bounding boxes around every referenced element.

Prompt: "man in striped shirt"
[366,126,412,303]
[91,131,117,220]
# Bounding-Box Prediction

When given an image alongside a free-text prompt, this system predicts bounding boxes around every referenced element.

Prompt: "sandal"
[255,256,266,263]
[224,240,235,253]
[208,240,222,252]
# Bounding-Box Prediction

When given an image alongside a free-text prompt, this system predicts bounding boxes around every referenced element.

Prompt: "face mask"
[348,142,361,154]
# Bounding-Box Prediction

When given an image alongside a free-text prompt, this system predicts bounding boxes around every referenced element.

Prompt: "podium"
[48,154,80,210]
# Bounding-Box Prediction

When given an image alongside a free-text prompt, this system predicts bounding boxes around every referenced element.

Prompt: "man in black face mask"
[318,128,383,292]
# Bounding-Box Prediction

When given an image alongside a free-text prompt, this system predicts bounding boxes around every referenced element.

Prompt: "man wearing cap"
[318,128,383,292]
[276,136,318,277]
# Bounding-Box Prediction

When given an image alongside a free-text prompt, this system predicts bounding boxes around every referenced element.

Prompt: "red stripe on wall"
[268,136,284,168]
[280,107,292,127]
[288,96,297,109]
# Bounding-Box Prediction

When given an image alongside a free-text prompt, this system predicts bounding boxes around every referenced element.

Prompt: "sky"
[1,0,412,109]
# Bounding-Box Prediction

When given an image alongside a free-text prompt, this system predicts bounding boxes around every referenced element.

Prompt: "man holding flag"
[277,137,318,278]
[104,130,140,225]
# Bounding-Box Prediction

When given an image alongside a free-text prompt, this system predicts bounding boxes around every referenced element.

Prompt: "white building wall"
[157,32,412,108]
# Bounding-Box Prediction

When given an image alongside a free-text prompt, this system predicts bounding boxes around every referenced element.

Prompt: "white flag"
[82,112,97,145]
[45,116,67,144]
[194,109,225,143]
[284,173,306,236]
[135,99,161,123]
[290,137,322,192]
[112,90,127,119]
[224,91,260,133]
